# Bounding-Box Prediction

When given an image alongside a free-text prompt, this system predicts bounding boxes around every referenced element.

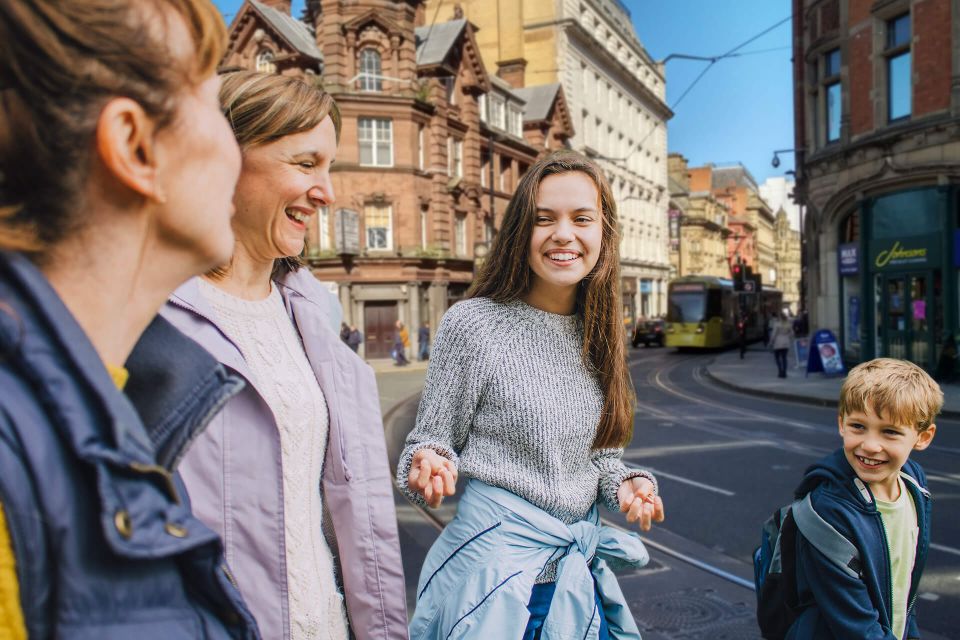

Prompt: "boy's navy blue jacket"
[787,448,930,640]
[0,251,260,638]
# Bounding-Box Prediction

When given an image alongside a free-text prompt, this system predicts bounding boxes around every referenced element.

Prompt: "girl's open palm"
[617,477,665,531]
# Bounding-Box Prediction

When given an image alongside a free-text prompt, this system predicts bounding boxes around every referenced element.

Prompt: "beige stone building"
[774,208,802,313]
[424,0,673,321]
[667,154,731,279]
[223,0,573,358]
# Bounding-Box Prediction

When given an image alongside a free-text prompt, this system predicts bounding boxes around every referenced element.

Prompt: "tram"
[664,275,783,349]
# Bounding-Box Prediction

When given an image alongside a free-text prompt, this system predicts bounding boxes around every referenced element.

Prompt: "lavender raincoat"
[160,270,408,640]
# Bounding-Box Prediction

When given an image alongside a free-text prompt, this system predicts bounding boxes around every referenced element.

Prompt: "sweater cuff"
[600,468,659,512]
[396,442,460,507]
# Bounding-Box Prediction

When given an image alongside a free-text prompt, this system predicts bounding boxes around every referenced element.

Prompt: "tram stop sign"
[743,280,756,293]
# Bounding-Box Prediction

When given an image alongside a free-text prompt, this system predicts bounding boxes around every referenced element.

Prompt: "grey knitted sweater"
[397,297,656,525]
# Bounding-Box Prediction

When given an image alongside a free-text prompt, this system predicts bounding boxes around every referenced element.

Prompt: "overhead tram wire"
[624,15,793,161]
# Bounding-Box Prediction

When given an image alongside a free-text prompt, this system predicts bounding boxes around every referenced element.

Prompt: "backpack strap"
[900,472,931,499]
[792,494,861,579]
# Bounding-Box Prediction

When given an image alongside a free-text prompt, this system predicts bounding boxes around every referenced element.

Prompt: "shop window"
[885,14,911,122]
[870,189,943,239]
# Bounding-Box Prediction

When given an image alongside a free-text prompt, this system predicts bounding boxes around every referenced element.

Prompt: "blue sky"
[213,1,795,182]
[627,0,795,182]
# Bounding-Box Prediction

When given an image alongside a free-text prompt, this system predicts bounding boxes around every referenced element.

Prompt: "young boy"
[788,358,941,640]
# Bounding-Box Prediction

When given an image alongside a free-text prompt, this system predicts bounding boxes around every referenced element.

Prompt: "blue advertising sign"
[838,243,858,275]
[806,329,846,377]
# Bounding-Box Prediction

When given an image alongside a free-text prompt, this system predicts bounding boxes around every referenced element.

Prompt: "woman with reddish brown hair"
[398,150,665,639]
[0,1,259,637]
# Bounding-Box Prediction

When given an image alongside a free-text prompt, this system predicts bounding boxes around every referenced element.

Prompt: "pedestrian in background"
[768,310,793,378]
[399,150,663,640]
[394,319,409,366]
[418,320,430,361]
[347,324,363,353]
[0,0,259,636]
[157,71,407,640]
[340,321,350,345]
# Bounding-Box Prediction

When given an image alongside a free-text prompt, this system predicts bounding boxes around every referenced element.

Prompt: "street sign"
[335,208,360,255]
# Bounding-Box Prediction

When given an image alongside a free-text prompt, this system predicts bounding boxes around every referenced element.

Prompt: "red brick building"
[792,0,960,371]
[223,0,573,358]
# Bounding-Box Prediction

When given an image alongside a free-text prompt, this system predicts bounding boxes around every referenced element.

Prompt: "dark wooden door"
[364,302,398,359]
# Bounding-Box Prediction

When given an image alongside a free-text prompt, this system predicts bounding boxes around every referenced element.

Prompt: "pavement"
[705,343,960,418]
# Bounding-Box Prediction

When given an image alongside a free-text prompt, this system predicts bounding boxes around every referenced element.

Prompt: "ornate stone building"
[792,0,960,371]
[774,208,802,313]
[667,154,731,280]
[223,0,572,358]
[424,0,673,321]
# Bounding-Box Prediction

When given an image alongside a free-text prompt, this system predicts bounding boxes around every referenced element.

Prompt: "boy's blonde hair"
[839,358,943,431]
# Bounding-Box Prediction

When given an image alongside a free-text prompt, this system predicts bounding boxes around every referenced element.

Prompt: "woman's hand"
[617,477,665,531]
[408,449,458,508]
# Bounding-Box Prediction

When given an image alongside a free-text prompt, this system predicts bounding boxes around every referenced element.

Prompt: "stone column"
[429,280,449,332]
[338,282,352,325]
[408,281,420,358]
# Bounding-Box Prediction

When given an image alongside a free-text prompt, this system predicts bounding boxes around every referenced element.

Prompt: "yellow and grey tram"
[665,275,783,349]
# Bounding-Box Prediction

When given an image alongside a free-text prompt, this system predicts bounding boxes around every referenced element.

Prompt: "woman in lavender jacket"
[161,71,407,640]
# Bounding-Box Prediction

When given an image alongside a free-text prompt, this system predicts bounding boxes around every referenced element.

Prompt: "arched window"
[359,48,382,91]
[255,50,276,74]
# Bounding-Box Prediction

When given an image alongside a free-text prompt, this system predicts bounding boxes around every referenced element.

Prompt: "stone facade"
[668,154,732,280]
[424,0,673,321]
[792,0,960,371]
[224,0,572,359]
[774,209,802,313]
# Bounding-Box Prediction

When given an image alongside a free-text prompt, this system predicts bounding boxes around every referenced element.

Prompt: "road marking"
[619,464,736,497]
[600,517,755,591]
[627,440,775,458]
[930,543,960,558]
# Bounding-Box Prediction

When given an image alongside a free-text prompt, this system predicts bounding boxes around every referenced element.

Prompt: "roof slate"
[250,0,323,61]
[415,19,467,66]
[512,84,561,122]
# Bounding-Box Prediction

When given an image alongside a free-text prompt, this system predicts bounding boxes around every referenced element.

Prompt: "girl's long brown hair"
[469,150,634,449]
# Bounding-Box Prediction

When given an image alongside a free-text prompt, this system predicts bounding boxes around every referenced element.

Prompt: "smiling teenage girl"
[398,150,664,640]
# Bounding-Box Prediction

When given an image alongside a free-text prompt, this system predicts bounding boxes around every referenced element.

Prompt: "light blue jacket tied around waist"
[411,480,648,640]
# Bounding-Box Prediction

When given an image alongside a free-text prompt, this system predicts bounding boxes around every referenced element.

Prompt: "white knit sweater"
[199,279,348,640]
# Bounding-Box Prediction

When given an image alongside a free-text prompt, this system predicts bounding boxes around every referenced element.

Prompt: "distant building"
[223,0,572,359]
[424,0,674,321]
[774,208,802,313]
[792,0,960,372]
[759,177,802,232]
[668,154,731,280]
[687,163,777,290]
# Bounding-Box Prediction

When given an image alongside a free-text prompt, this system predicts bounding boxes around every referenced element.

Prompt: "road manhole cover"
[631,588,755,636]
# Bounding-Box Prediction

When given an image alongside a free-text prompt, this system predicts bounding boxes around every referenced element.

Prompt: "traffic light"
[732,262,744,291]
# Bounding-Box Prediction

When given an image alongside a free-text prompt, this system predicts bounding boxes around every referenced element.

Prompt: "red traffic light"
[732,264,742,275]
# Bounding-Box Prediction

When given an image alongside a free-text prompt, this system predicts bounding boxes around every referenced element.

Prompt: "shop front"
[839,186,958,373]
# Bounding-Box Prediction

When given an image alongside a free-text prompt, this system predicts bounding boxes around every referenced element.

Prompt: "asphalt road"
[384,346,958,639]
